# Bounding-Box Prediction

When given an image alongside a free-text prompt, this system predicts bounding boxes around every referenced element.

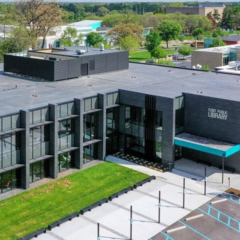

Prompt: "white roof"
[67,20,102,27]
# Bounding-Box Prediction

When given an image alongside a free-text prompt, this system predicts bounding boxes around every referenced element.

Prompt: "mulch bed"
[226,188,240,196]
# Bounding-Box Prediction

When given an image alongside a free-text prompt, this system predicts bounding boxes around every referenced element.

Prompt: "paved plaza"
[32,158,240,240]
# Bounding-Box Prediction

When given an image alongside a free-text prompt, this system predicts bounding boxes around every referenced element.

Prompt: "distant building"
[42,20,103,49]
[191,44,240,69]
[166,4,225,16]
[221,35,240,45]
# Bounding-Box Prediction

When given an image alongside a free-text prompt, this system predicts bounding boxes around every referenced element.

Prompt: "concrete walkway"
[32,157,240,240]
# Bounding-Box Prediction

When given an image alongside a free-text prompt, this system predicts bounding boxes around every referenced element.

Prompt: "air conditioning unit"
[76,49,86,55]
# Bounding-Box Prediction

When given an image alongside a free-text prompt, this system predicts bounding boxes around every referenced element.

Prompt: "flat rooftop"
[1,62,240,115]
[194,44,240,53]
[30,46,124,58]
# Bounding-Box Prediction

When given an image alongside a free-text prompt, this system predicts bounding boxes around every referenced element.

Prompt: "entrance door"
[175,145,182,160]
[81,63,88,76]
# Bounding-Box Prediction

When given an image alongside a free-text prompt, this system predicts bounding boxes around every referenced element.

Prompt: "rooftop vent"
[100,43,104,51]
[76,49,86,55]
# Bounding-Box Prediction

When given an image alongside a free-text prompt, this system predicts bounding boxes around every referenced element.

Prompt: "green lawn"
[129,49,179,62]
[0,162,148,240]
[129,50,152,62]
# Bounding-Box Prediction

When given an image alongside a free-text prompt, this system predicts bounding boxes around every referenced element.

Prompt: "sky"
[1,0,240,2]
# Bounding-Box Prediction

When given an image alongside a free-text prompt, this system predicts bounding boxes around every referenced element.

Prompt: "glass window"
[58,152,72,172]
[83,144,97,164]
[33,110,41,124]
[59,104,68,117]
[2,116,11,131]
[29,160,47,183]
[58,119,74,150]
[176,108,184,129]
[11,115,20,129]
[29,125,49,159]
[0,170,18,193]
[107,94,113,106]
[113,93,119,104]
[68,102,74,116]
[107,92,119,106]
[84,97,98,112]
[84,113,98,142]
[84,98,91,112]
[0,133,21,169]
[30,108,49,125]
[91,97,97,110]
[42,108,49,122]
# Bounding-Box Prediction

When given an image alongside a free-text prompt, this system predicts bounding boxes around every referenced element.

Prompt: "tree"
[86,32,103,46]
[60,27,83,47]
[145,30,161,57]
[220,7,235,29]
[97,7,109,17]
[178,34,185,44]
[13,0,65,49]
[210,37,226,47]
[158,20,182,48]
[168,2,184,7]
[107,23,143,44]
[151,47,167,62]
[178,45,191,57]
[119,36,139,52]
[192,28,204,40]
[213,9,221,23]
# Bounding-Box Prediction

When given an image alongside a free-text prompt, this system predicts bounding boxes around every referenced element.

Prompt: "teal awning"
[175,133,240,157]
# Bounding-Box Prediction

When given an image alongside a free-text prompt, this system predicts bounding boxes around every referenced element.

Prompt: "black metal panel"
[4,55,20,73]
[118,51,129,70]
[107,53,118,72]
[81,63,88,76]
[81,55,95,75]
[145,95,156,159]
[54,60,68,81]
[68,59,81,79]
[89,60,95,71]
[94,54,107,74]
[4,55,54,80]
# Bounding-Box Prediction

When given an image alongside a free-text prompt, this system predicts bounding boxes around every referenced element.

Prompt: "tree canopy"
[60,27,83,47]
[158,20,182,48]
[119,36,139,52]
[151,46,167,62]
[86,32,103,46]
[107,23,143,44]
[13,0,65,49]
[178,44,191,57]
[145,30,161,57]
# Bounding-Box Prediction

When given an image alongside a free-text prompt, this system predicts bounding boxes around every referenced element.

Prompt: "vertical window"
[83,144,97,163]
[83,113,98,142]
[30,108,49,125]
[84,97,98,112]
[29,160,47,183]
[0,133,21,168]
[58,152,73,172]
[107,92,119,106]
[29,125,50,159]
[58,119,75,150]
[0,170,18,194]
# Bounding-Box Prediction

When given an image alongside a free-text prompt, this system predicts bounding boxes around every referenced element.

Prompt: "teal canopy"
[175,133,240,158]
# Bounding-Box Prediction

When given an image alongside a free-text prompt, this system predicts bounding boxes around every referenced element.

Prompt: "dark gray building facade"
[1,58,240,195]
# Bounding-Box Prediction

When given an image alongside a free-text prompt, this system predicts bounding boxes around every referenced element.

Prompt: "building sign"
[208,108,228,120]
